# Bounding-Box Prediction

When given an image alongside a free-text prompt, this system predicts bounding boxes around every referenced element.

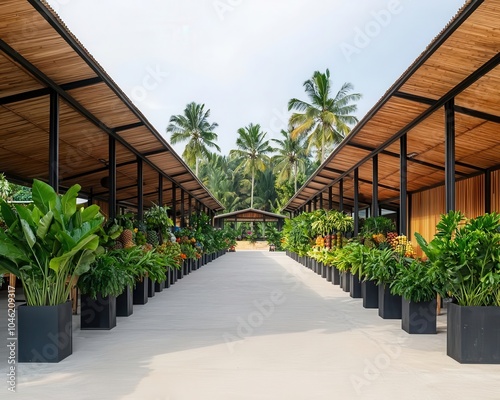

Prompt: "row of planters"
[283,209,500,364]
[0,179,235,363]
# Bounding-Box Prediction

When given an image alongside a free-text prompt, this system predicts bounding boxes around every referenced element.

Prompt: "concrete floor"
[1,251,499,400]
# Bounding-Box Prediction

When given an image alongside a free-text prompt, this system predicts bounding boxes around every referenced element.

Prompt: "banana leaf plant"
[0,180,104,306]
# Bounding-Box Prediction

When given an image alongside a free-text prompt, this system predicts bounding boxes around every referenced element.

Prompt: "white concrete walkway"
[1,251,499,399]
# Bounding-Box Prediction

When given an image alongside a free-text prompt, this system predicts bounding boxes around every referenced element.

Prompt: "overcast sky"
[47,0,465,156]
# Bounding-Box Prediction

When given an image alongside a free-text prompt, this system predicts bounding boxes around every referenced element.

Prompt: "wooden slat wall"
[410,173,495,255]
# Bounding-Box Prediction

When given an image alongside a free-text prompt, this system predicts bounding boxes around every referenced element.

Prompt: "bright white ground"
[1,251,499,400]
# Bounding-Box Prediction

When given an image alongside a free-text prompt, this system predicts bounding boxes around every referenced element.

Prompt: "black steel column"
[158,175,163,206]
[354,168,359,236]
[108,136,117,220]
[88,188,93,206]
[339,179,344,212]
[328,186,333,210]
[171,185,177,227]
[137,158,143,222]
[319,194,324,209]
[445,99,456,212]
[372,155,379,218]
[399,134,408,236]
[49,91,59,192]
[180,189,185,227]
[485,170,491,213]
[188,194,192,227]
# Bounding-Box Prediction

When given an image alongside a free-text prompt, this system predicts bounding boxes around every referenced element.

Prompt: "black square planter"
[321,263,327,279]
[350,273,362,298]
[80,294,117,330]
[116,285,133,317]
[18,301,72,363]
[332,267,340,285]
[447,303,500,363]
[326,266,333,282]
[155,279,165,292]
[133,277,149,305]
[147,278,156,298]
[177,266,184,279]
[362,280,379,309]
[401,297,436,334]
[341,271,351,292]
[378,284,402,319]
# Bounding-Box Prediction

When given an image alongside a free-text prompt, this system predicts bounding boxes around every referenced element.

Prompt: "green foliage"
[363,247,400,285]
[360,216,396,238]
[416,211,500,306]
[77,250,133,299]
[144,204,173,235]
[0,180,104,306]
[282,212,314,256]
[390,258,438,303]
[265,225,283,250]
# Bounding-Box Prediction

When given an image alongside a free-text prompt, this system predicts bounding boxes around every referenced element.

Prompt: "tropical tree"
[230,124,275,209]
[288,69,361,162]
[272,129,309,193]
[253,168,279,212]
[166,102,221,176]
[0,173,10,200]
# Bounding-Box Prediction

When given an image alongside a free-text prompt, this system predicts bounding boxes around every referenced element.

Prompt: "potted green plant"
[364,247,402,319]
[416,211,500,363]
[390,258,439,334]
[77,250,134,330]
[0,180,103,362]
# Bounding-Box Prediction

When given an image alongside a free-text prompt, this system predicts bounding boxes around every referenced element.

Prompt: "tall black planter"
[321,263,327,279]
[155,279,165,292]
[116,285,133,317]
[350,273,362,298]
[326,266,333,282]
[378,284,402,319]
[177,265,184,279]
[332,267,340,285]
[80,294,117,330]
[133,277,149,305]
[18,301,72,363]
[147,278,156,298]
[341,271,351,292]
[362,280,379,309]
[401,297,436,334]
[447,303,500,364]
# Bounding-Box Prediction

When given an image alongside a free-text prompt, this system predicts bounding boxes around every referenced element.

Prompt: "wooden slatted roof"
[283,0,500,213]
[0,0,224,213]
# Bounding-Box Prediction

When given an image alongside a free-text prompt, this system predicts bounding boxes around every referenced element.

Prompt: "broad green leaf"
[74,250,95,276]
[15,204,34,227]
[20,219,36,249]
[0,258,21,276]
[31,179,57,215]
[0,200,16,227]
[0,239,29,264]
[80,204,101,222]
[61,184,80,220]
[36,211,54,240]
[49,235,99,273]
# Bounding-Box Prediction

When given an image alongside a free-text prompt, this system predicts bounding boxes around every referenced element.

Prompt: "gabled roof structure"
[283,0,499,214]
[0,0,224,215]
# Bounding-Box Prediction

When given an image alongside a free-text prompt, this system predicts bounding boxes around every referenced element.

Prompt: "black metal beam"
[180,189,185,227]
[339,179,344,212]
[328,186,333,210]
[354,168,359,236]
[108,137,116,220]
[114,121,145,132]
[358,177,400,192]
[137,158,144,221]
[372,155,379,218]
[60,76,103,91]
[158,174,163,206]
[171,185,177,225]
[400,134,408,236]
[62,159,138,182]
[445,99,456,212]
[49,90,59,192]
[0,87,50,105]
[485,169,491,213]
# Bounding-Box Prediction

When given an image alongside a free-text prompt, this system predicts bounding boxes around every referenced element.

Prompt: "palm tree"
[288,69,361,162]
[166,102,221,176]
[0,173,10,200]
[272,130,309,193]
[230,123,274,209]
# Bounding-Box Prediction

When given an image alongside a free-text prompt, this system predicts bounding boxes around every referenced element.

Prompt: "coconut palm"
[230,124,274,209]
[288,69,361,162]
[272,130,309,193]
[167,102,221,176]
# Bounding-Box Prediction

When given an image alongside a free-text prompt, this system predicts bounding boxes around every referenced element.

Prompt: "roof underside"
[214,208,286,222]
[0,0,224,213]
[283,0,500,213]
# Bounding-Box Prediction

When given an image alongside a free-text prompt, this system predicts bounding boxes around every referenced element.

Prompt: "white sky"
[47,0,465,156]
